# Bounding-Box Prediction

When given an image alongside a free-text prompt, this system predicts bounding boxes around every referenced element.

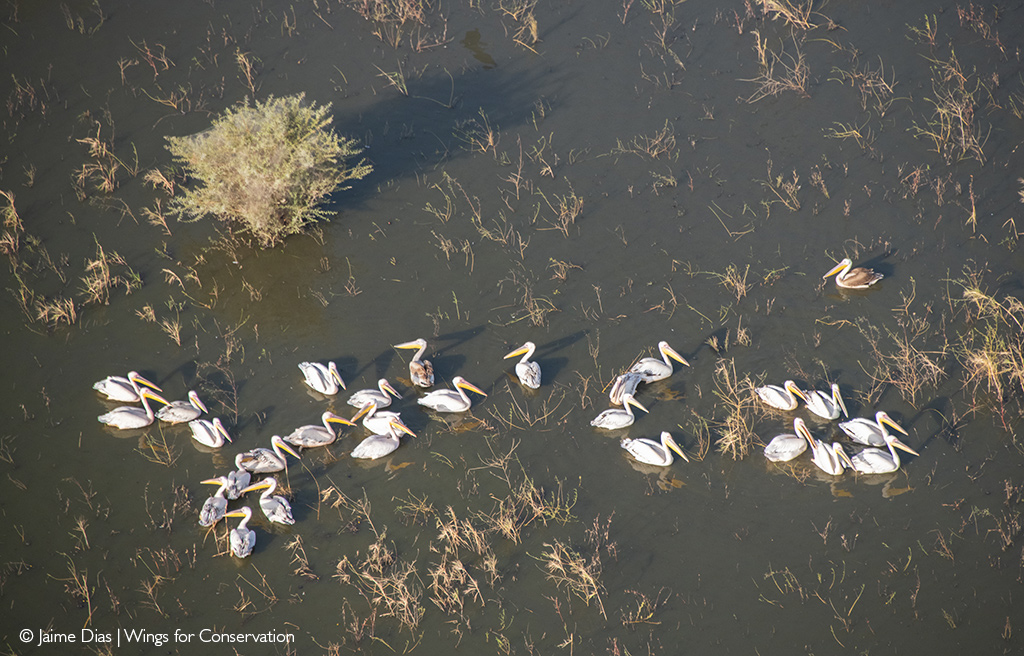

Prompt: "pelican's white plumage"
[97,389,170,429]
[755,380,805,411]
[346,379,402,409]
[298,360,345,395]
[238,435,301,474]
[763,417,814,462]
[93,371,162,403]
[188,417,232,448]
[417,376,487,413]
[353,402,407,435]
[621,431,688,467]
[351,421,417,460]
[591,393,648,430]
[629,341,689,383]
[609,372,643,406]
[283,412,354,448]
[241,477,295,525]
[809,438,853,476]
[849,432,919,475]
[802,383,848,420]
[225,454,251,500]
[395,338,434,388]
[504,341,541,389]
[157,390,208,424]
[199,476,230,527]
[223,507,256,558]
[839,411,908,447]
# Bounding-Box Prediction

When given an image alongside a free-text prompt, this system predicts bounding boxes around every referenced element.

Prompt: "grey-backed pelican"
[240,477,295,525]
[395,338,434,388]
[504,341,541,389]
[823,258,883,289]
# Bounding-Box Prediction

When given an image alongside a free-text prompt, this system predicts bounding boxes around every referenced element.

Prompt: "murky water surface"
[2,1,1023,654]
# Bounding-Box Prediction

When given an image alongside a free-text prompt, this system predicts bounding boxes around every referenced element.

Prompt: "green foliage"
[165,94,371,247]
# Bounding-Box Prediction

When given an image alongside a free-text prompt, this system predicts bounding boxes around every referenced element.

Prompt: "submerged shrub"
[166,94,371,247]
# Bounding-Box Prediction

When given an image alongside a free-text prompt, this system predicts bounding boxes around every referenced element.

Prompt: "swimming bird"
[157,390,208,424]
[93,371,162,403]
[504,341,541,389]
[809,438,853,476]
[849,432,919,475]
[223,507,256,558]
[199,476,230,527]
[591,393,648,430]
[353,401,407,435]
[225,454,251,500]
[283,411,354,448]
[755,380,805,411]
[351,421,417,460]
[629,341,690,382]
[823,258,884,289]
[298,360,345,395]
[839,411,908,447]
[801,383,848,420]
[97,389,171,429]
[417,376,487,413]
[240,476,295,525]
[395,338,434,387]
[763,417,814,462]
[346,379,402,409]
[621,431,689,467]
[609,372,643,406]
[188,417,232,448]
[237,435,301,474]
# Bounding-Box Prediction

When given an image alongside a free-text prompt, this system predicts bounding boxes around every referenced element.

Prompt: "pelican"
[629,341,689,383]
[188,417,232,448]
[809,438,854,476]
[157,390,208,424]
[353,402,407,435]
[283,411,354,448]
[609,372,643,406]
[823,258,883,289]
[223,507,256,558]
[93,370,162,403]
[755,380,805,411]
[621,431,689,467]
[395,338,434,387]
[346,379,402,409]
[839,411,908,447]
[97,389,171,429]
[240,477,295,525]
[763,417,814,462]
[800,383,848,420]
[225,454,251,500]
[591,393,648,430]
[417,376,487,413]
[504,341,541,389]
[199,476,230,527]
[237,435,301,474]
[849,432,919,474]
[298,360,345,395]
[351,421,417,460]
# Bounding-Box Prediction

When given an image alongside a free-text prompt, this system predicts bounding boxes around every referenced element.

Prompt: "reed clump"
[166,94,371,248]
[711,358,762,460]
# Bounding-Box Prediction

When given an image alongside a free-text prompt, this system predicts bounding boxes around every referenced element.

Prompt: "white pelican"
[823,258,883,289]
[591,393,648,430]
[809,438,853,476]
[93,370,162,403]
[417,376,487,413]
[225,454,251,500]
[849,432,919,475]
[298,360,345,395]
[763,417,814,462]
[240,477,295,525]
[351,421,417,460]
[839,411,908,447]
[621,431,688,467]
[223,507,256,558]
[238,435,301,474]
[283,411,354,448]
[199,476,230,527]
[157,390,208,424]
[801,383,848,420]
[609,372,643,406]
[395,338,434,387]
[188,417,232,448]
[346,379,402,409]
[755,380,805,411]
[629,341,689,383]
[504,341,541,389]
[97,389,171,429]
[353,402,407,435]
